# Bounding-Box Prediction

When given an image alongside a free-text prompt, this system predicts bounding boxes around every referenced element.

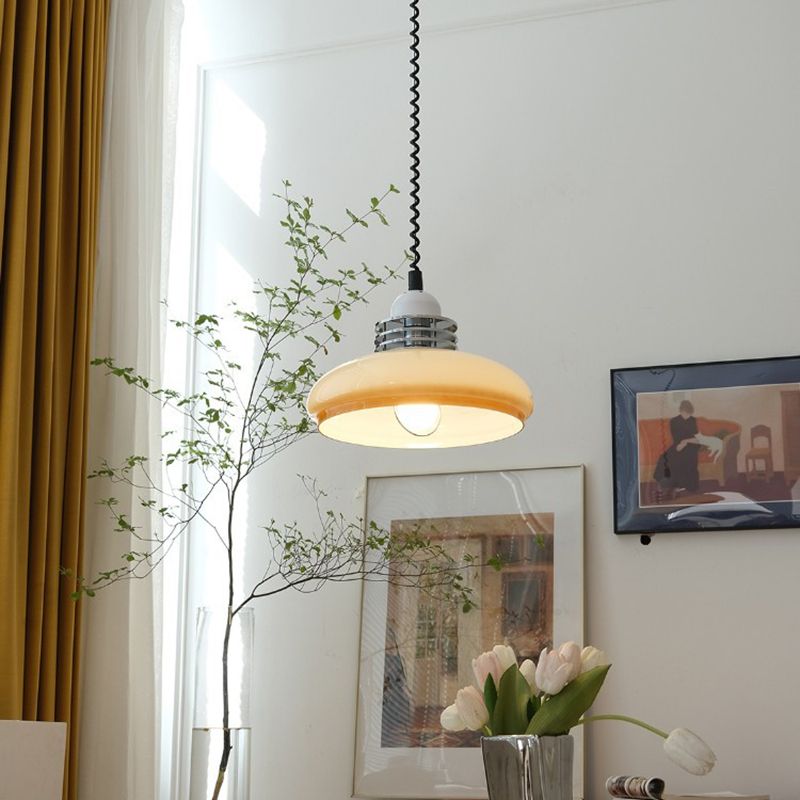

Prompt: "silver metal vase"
[481,734,573,800]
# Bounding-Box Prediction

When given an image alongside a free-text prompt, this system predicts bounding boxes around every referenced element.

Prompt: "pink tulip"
[535,647,574,695]
[454,685,489,730]
[472,650,503,690]
[472,643,517,690]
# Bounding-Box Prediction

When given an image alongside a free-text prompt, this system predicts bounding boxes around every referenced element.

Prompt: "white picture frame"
[353,466,584,799]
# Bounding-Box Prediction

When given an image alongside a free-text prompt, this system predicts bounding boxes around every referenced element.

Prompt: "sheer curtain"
[79,1,184,798]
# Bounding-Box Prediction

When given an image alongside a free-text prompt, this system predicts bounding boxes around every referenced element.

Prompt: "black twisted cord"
[408,0,422,278]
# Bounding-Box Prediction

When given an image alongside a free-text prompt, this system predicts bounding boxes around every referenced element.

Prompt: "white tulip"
[440,703,467,732]
[580,646,608,674]
[455,685,490,730]
[519,659,538,693]
[535,647,574,695]
[558,641,582,682]
[663,728,716,775]
[493,644,517,673]
[472,650,503,690]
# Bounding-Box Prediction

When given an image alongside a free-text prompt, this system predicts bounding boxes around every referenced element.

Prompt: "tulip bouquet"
[441,642,716,776]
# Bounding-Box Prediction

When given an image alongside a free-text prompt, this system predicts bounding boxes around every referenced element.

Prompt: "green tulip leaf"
[527,694,540,721]
[526,664,611,736]
[492,665,531,735]
[484,673,498,719]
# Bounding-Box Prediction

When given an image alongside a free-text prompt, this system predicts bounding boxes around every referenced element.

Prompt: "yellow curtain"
[0,0,110,798]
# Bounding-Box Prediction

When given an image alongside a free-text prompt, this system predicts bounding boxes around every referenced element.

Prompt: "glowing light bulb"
[394,403,441,437]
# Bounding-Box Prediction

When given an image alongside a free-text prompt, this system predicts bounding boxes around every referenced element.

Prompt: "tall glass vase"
[190,607,254,800]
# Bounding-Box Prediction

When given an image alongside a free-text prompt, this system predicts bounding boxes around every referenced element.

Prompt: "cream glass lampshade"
[306,285,533,448]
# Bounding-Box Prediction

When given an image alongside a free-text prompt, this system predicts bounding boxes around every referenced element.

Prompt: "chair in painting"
[745,424,774,482]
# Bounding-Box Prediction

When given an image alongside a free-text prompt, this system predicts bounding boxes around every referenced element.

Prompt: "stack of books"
[605,776,769,800]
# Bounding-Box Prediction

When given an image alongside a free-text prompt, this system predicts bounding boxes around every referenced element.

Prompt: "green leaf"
[527,694,540,721]
[483,674,498,719]
[332,304,342,320]
[526,664,611,735]
[491,665,531,735]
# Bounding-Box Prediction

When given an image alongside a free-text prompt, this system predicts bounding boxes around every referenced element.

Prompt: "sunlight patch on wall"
[208,79,267,216]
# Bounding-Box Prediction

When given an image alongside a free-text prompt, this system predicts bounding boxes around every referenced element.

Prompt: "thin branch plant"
[64,183,497,800]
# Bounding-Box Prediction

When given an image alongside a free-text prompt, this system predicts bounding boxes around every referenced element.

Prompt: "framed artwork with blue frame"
[611,355,800,534]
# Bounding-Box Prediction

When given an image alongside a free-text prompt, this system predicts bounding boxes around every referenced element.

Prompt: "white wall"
[180,1,800,797]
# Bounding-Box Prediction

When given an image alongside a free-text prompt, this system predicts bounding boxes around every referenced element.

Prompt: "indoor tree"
[68,183,482,799]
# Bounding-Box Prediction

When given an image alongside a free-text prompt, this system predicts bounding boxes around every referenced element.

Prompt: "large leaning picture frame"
[612,355,800,534]
[354,466,584,799]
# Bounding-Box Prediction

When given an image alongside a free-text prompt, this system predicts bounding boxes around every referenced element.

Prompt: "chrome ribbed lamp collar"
[374,314,457,351]
[373,285,457,351]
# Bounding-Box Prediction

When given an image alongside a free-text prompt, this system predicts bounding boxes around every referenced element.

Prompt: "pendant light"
[306,0,533,448]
